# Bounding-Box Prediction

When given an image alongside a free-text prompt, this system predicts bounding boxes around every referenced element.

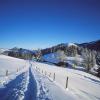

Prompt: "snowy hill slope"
[33,61,100,100]
[0,55,79,100]
[31,67,77,100]
[0,55,99,100]
[0,55,28,76]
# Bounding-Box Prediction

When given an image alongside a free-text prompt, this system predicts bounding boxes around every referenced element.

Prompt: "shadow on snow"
[24,67,37,100]
[0,72,26,100]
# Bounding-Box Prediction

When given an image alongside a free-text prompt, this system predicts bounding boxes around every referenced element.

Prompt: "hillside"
[0,55,100,100]
[41,40,100,55]
[41,40,100,78]
[79,40,100,51]
[0,55,79,100]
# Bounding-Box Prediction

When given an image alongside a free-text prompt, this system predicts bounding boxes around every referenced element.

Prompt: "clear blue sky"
[0,0,100,49]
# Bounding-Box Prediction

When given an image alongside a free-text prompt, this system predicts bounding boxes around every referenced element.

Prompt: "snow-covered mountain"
[41,40,100,77]
[41,43,78,55]
[0,47,38,60]
[10,47,36,54]
[79,40,100,51]
[42,40,100,56]
[0,48,10,54]
[67,43,78,47]
[0,47,37,54]
[1,47,37,56]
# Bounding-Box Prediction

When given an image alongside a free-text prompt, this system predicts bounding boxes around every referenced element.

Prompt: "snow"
[0,48,9,54]
[0,55,100,100]
[0,55,28,76]
[43,53,83,65]
[0,55,77,100]
[33,61,100,100]
[66,56,83,62]
[31,66,77,100]
[43,53,59,63]
[67,43,78,47]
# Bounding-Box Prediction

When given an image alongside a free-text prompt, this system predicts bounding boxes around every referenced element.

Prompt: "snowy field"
[0,55,100,100]
[43,53,83,64]
[0,55,28,76]
[33,62,100,100]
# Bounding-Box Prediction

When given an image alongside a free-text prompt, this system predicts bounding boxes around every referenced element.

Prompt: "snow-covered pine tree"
[36,49,43,61]
[82,48,96,72]
[67,45,78,57]
[96,52,100,77]
[55,50,66,62]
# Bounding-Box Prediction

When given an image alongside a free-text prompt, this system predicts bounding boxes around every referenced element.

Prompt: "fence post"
[42,70,43,74]
[45,71,46,76]
[49,73,51,77]
[17,68,18,72]
[66,77,69,89]
[39,68,40,72]
[38,68,40,72]
[53,73,55,81]
[6,70,8,76]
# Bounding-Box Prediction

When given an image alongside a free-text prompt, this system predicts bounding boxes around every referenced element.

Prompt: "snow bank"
[32,61,100,100]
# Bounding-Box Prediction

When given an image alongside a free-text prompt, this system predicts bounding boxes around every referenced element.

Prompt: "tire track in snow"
[37,77,50,100]
[31,62,78,100]
[24,67,37,100]
[31,67,52,100]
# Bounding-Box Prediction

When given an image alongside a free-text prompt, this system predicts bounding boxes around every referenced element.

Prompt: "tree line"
[41,44,100,77]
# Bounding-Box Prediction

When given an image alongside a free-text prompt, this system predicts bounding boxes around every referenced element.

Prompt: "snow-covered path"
[31,65,76,100]
[24,67,37,100]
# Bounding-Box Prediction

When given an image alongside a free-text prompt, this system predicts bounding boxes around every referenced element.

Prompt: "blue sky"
[0,0,100,49]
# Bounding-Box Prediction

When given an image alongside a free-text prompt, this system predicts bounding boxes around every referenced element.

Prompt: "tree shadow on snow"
[84,76,100,85]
